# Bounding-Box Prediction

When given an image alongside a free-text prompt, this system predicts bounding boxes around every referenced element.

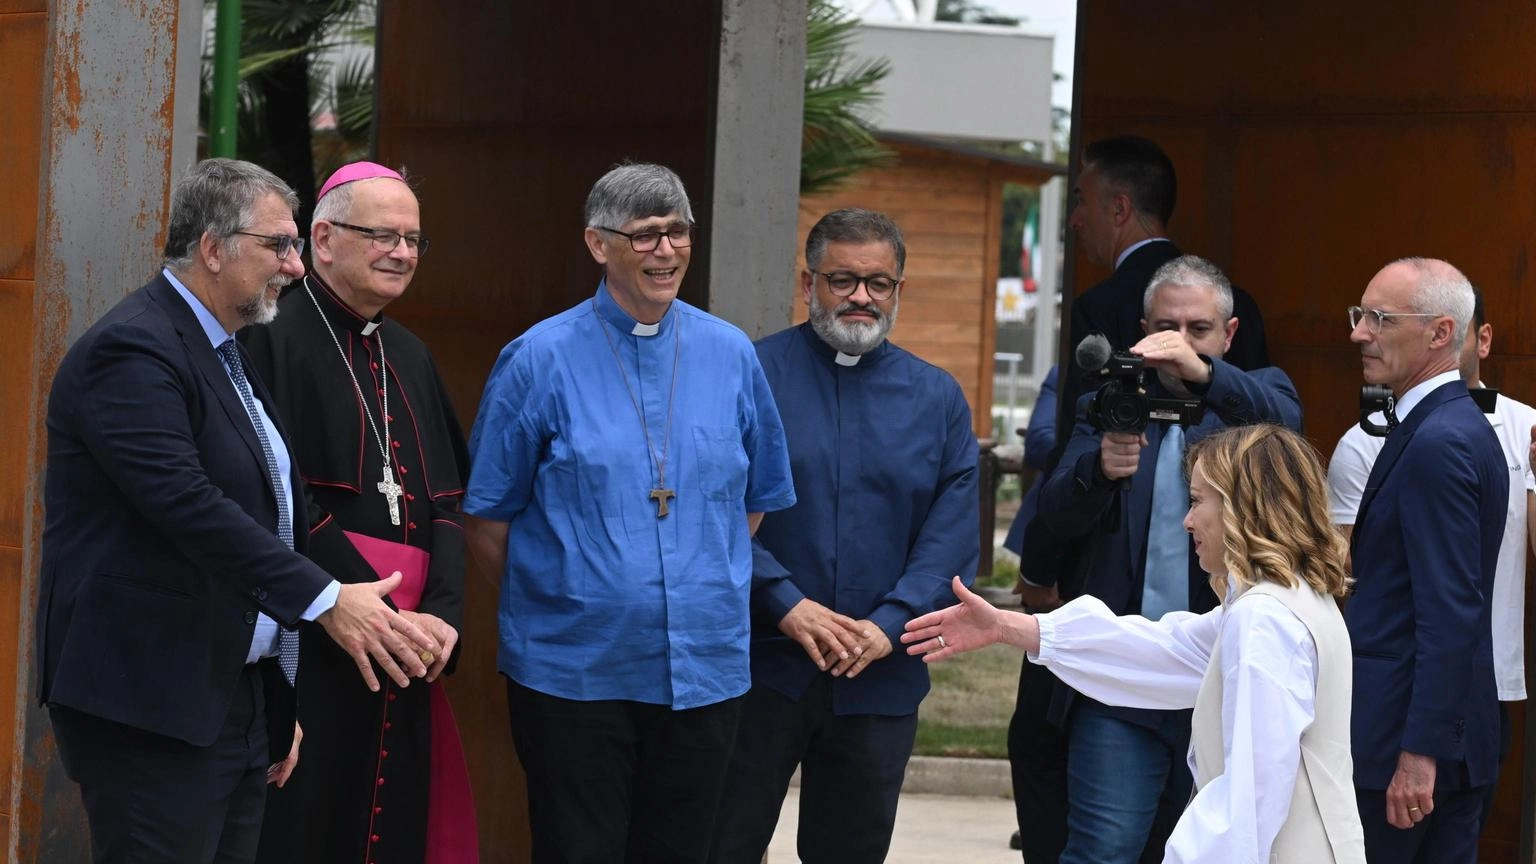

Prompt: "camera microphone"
[1075,333,1112,372]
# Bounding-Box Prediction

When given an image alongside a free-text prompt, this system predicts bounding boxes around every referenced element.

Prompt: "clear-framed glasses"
[812,270,901,301]
[233,231,305,260]
[1346,305,1440,333]
[598,223,696,253]
[329,221,430,257]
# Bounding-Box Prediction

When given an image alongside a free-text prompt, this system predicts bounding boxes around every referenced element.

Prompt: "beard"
[237,275,290,326]
[808,292,897,355]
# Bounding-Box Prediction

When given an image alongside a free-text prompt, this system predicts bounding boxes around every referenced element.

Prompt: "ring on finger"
[936,634,948,650]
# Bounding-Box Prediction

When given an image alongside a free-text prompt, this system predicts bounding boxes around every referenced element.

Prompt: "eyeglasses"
[1347,305,1440,333]
[812,270,901,301]
[329,221,430,257]
[598,223,696,253]
[233,231,305,260]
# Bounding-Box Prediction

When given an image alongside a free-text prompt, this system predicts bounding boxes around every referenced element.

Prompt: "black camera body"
[1084,350,1205,434]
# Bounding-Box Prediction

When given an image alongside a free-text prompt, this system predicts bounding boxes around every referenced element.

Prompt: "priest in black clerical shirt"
[243,162,477,864]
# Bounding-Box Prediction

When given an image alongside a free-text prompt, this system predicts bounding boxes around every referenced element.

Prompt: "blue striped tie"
[217,340,300,684]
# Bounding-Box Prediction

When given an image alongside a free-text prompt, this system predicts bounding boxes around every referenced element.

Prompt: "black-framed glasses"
[233,231,305,260]
[1347,305,1439,333]
[329,221,430,257]
[812,270,901,301]
[598,223,696,252]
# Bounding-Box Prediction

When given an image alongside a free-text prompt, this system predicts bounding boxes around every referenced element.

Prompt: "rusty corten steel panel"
[15,1,187,861]
[0,12,45,282]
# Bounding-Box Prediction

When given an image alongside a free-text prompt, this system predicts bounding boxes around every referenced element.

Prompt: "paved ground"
[767,788,1021,863]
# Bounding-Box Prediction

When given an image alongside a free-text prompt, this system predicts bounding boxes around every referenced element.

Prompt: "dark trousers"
[50,664,270,864]
[1008,657,1068,864]
[710,678,919,864]
[1358,763,1486,864]
[505,677,743,864]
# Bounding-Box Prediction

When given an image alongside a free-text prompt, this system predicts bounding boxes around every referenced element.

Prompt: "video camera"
[1075,333,1204,434]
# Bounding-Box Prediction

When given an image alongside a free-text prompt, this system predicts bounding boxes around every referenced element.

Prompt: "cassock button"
[408,522,417,530]
[384,721,392,729]
[387,692,397,702]
[374,807,382,814]
[377,777,386,786]
[371,834,381,843]
[377,388,385,396]
[398,466,408,474]
[371,363,378,370]
[244,611,257,624]
[392,441,401,449]
[381,749,389,758]
[385,415,393,422]
[405,493,416,502]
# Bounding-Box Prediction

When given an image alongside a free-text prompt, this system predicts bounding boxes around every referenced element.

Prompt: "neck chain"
[304,279,404,525]
[592,299,681,518]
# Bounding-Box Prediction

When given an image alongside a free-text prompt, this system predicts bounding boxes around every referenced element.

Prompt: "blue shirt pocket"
[692,426,749,502]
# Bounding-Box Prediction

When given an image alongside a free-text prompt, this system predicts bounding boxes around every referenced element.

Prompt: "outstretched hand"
[316,573,439,691]
[901,576,1006,663]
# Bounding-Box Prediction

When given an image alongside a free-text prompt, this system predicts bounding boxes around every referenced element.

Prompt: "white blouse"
[1031,591,1319,864]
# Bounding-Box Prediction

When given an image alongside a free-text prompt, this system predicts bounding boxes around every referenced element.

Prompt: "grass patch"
[915,641,1019,759]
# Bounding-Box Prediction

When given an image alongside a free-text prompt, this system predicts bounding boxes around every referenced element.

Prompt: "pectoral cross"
[378,465,404,526]
[649,487,675,519]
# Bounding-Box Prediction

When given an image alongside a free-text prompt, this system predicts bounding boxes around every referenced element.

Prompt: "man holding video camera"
[1034,254,1301,864]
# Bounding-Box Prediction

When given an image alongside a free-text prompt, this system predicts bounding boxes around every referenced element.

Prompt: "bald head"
[1350,257,1473,395]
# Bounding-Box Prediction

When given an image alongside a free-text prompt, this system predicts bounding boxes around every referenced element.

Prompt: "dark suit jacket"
[1345,380,1508,789]
[37,274,332,758]
[1060,240,1271,437]
[1036,359,1302,726]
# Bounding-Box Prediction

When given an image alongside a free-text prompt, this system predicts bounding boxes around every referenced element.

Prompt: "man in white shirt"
[1328,284,1536,834]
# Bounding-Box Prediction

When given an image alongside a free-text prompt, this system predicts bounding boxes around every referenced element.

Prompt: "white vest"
[1191,580,1366,863]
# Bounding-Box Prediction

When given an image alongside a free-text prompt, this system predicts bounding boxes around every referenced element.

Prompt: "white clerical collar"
[835,351,862,366]
[1115,237,1170,270]
[632,321,660,337]
[1394,370,1461,422]
[361,320,381,336]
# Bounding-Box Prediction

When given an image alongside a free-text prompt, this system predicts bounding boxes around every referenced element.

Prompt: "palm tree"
[201,0,378,224]
[802,0,895,195]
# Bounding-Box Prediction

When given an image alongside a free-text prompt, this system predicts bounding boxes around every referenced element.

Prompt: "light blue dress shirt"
[163,269,339,660]
[466,284,796,709]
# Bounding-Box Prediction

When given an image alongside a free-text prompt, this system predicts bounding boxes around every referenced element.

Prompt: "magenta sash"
[343,531,481,862]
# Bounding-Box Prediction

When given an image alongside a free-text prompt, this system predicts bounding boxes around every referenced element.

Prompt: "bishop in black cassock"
[243,163,476,864]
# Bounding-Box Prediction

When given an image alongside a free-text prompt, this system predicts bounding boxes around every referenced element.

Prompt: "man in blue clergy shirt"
[1034,255,1301,864]
[463,163,796,864]
[709,208,980,864]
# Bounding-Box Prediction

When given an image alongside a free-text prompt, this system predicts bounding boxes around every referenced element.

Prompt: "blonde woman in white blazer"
[905,424,1365,864]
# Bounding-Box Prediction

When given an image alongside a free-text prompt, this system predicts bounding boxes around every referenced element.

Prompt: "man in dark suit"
[37,158,439,864]
[1033,255,1301,864]
[1008,135,1269,863]
[1344,258,1507,863]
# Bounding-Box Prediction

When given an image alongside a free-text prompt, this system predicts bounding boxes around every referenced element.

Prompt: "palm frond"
[801,0,894,195]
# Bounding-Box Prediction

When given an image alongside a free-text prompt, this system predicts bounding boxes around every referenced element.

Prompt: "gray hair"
[1143,254,1234,319]
[805,208,906,275]
[162,158,298,271]
[1395,256,1474,352]
[584,163,693,229]
[312,183,355,228]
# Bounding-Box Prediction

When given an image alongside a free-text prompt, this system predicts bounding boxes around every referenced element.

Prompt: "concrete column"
[708,0,808,338]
